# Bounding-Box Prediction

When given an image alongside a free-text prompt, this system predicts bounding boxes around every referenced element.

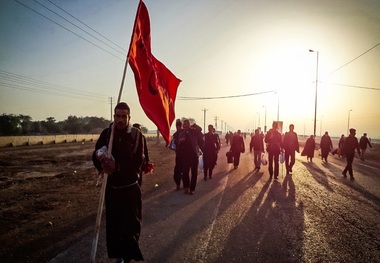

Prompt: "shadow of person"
[282,173,295,201]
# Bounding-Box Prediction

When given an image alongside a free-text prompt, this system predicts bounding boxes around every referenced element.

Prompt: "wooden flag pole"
[118,0,142,103]
[90,122,115,263]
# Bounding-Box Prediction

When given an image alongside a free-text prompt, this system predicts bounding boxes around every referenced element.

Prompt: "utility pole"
[347,109,352,135]
[201,108,208,132]
[108,97,114,121]
[214,116,218,130]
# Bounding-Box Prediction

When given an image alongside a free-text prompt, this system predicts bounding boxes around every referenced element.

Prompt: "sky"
[1,0,380,138]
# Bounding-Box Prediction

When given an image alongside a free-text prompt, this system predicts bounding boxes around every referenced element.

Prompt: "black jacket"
[92,124,144,186]
[343,135,360,155]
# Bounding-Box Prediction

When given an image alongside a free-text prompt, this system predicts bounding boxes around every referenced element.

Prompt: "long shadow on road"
[212,174,304,263]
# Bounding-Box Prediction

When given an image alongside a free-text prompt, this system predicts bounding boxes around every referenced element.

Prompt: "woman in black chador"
[301,135,316,162]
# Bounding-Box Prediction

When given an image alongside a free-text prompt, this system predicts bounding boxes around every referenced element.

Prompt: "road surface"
[49,139,380,263]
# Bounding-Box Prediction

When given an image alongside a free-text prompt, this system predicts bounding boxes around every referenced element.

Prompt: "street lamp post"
[309,49,319,137]
[304,119,306,137]
[262,105,267,133]
[257,112,260,129]
[202,108,208,132]
[347,109,352,135]
[275,92,280,121]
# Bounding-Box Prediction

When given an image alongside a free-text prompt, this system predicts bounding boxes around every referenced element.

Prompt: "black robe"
[93,125,144,261]
[301,137,316,158]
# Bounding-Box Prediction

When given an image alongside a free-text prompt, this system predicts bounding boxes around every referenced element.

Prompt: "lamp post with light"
[309,49,319,137]
[347,109,352,135]
[262,105,267,133]
[257,112,260,130]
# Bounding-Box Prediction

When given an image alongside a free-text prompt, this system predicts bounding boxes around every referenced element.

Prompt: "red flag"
[128,1,181,145]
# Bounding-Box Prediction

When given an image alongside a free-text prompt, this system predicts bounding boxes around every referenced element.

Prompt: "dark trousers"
[268,152,279,177]
[182,154,199,191]
[343,153,355,177]
[203,153,214,177]
[233,151,241,167]
[105,183,143,261]
[173,154,182,186]
[285,150,295,172]
[253,150,262,169]
[321,148,329,160]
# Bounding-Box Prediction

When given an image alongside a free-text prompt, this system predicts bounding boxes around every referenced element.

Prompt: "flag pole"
[117,0,143,103]
[90,1,143,262]
[90,121,114,262]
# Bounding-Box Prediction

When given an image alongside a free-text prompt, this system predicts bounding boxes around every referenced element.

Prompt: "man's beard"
[115,121,126,130]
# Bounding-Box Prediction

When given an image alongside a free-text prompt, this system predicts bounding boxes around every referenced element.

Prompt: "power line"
[0,70,107,101]
[0,70,106,97]
[14,0,125,61]
[177,90,276,100]
[327,82,380,91]
[33,0,126,56]
[46,0,127,53]
[329,42,380,75]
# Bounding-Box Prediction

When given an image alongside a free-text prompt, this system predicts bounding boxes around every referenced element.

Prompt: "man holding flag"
[93,102,144,263]
[92,0,181,262]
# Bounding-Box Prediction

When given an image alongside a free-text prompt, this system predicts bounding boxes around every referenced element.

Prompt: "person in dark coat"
[265,122,282,179]
[203,124,221,180]
[359,133,372,161]
[320,131,333,162]
[338,134,345,157]
[342,128,361,180]
[250,129,265,171]
[172,119,183,190]
[301,135,316,162]
[230,129,245,169]
[92,102,144,263]
[177,119,204,195]
[282,124,300,174]
[332,134,345,157]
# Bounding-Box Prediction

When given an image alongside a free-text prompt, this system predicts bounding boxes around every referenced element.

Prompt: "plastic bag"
[279,152,285,164]
[169,138,176,151]
[261,153,268,166]
[199,155,204,170]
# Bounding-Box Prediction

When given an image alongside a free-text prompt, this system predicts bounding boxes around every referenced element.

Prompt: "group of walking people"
[172,119,221,195]
[250,121,370,181]
[262,122,299,180]
[90,102,373,263]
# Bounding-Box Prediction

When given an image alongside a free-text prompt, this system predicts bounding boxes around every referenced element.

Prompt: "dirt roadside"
[0,140,174,263]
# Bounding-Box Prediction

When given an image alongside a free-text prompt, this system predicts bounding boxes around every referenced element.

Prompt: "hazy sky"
[1,0,379,138]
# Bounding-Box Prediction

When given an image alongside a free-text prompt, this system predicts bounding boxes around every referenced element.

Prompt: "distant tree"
[140,126,148,134]
[40,117,62,134]
[64,115,85,134]
[30,121,43,134]
[19,114,32,135]
[0,114,21,135]
[0,114,117,135]
[82,116,110,133]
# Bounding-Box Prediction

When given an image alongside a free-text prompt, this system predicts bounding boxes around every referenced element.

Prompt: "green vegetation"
[0,114,149,136]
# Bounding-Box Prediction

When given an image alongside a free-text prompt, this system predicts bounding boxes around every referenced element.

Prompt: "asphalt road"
[49,139,380,263]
